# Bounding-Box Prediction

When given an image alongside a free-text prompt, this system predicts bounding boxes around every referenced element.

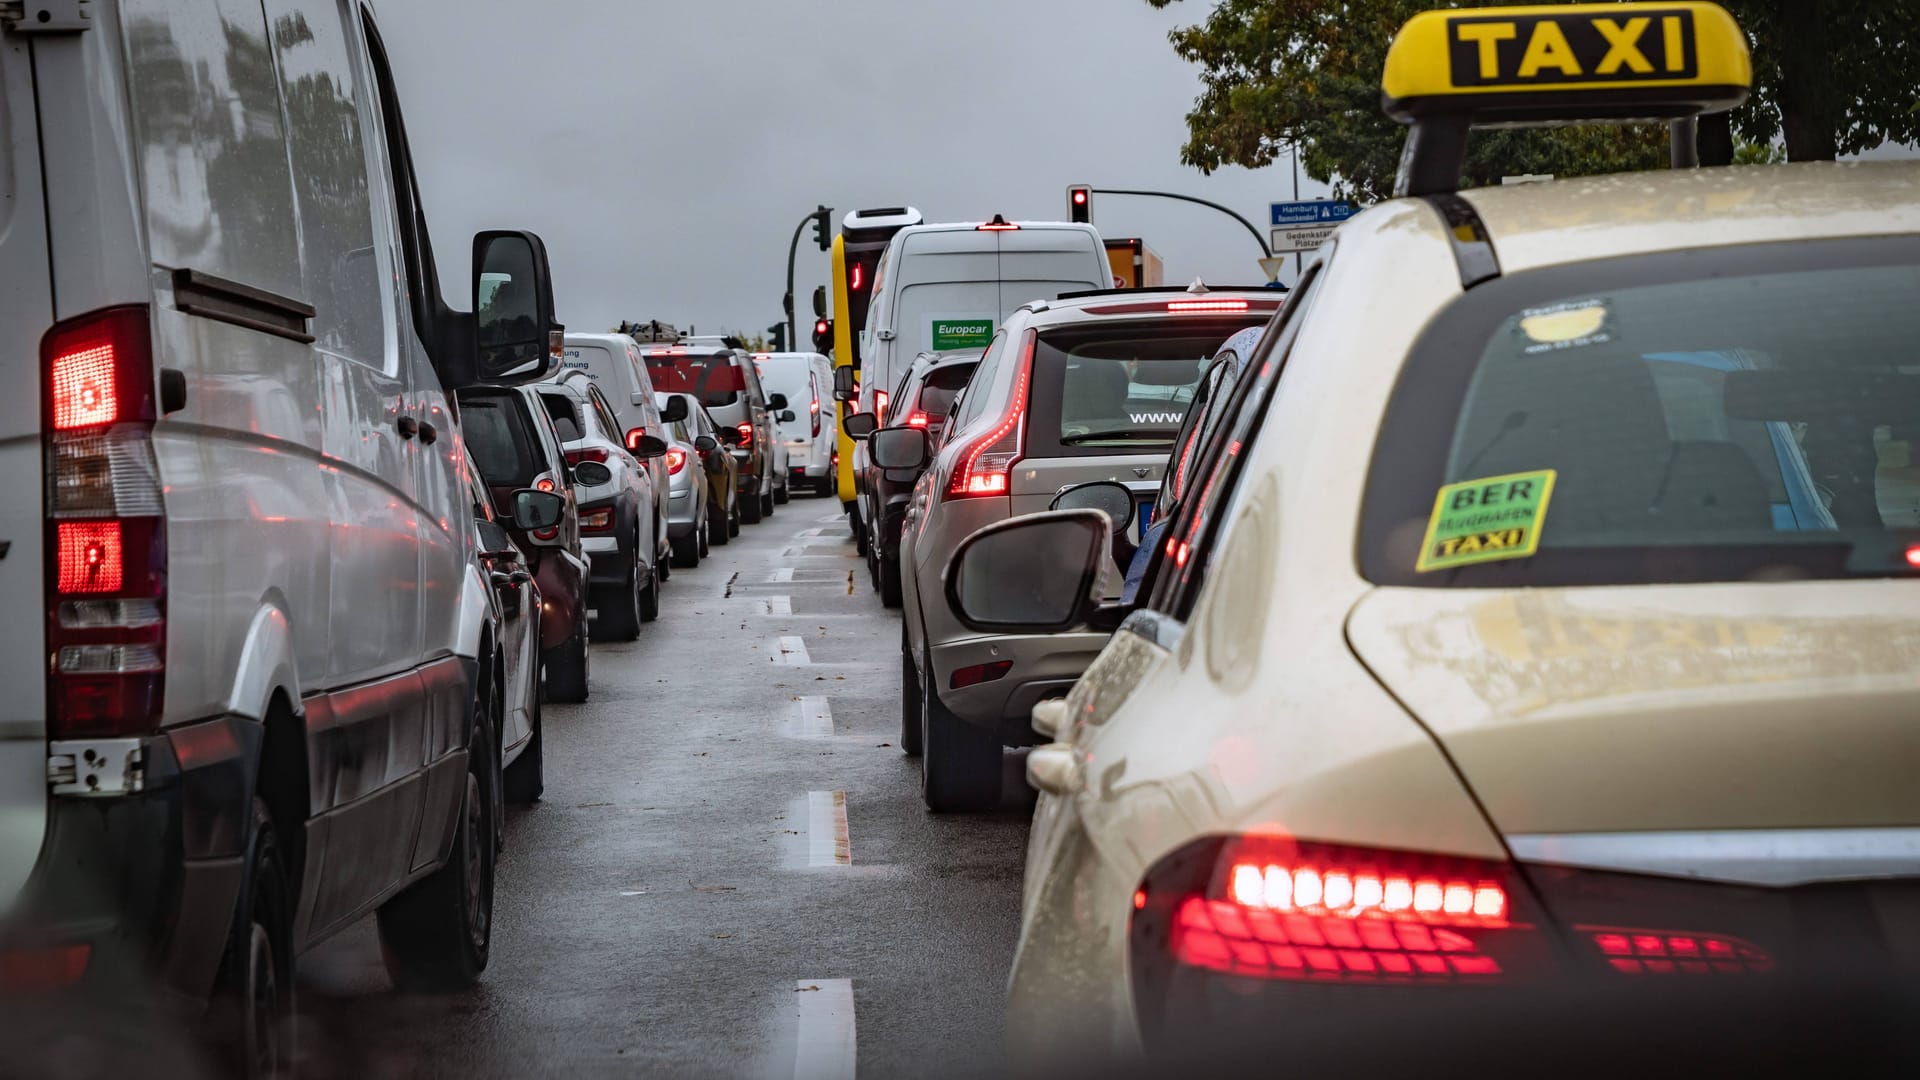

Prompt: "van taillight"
[42,307,166,739]
[810,397,821,438]
[943,330,1033,501]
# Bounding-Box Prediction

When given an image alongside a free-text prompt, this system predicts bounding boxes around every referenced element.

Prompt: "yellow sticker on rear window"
[1518,300,1610,353]
[1416,469,1557,572]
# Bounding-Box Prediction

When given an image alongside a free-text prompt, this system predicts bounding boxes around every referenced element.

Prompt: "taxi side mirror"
[946,510,1109,635]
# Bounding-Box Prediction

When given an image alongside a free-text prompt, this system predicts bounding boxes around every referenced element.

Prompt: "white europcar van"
[756,351,835,495]
[1,1,560,1066]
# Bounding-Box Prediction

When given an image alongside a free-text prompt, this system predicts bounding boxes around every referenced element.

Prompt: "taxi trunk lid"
[0,24,53,918]
[1345,582,1920,837]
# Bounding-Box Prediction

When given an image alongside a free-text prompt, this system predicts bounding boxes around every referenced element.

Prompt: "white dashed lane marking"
[773,636,811,666]
[792,978,856,1080]
[771,567,795,583]
[792,696,833,738]
[764,596,792,616]
[807,790,851,867]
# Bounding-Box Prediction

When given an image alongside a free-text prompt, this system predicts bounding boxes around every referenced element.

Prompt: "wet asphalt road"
[295,492,1037,1079]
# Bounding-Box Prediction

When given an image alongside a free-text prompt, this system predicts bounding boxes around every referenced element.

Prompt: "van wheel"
[922,653,1001,812]
[377,706,496,991]
[741,490,763,524]
[639,573,660,623]
[503,687,543,804]
[544,624,589,704]
[900,632,923,758]
[212,799,294,1079]
[880,553,903,609]
[592,560,642,643]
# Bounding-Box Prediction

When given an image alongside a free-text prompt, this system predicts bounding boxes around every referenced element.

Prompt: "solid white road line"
[793,696,833,738]
[773,636,811,666]
[792,978,856,1080]
[807,790,851,867]
[771,567,795,583]
[764,596,793,616]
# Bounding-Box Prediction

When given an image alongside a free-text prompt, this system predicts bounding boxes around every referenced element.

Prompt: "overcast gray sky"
[378,0,1328,336]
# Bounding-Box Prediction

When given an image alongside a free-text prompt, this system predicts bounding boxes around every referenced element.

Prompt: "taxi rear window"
[1025,319,1266,458]
[1360,237,1920,587]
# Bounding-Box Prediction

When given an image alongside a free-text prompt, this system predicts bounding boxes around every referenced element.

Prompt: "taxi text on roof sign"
[1381,2,1751,197]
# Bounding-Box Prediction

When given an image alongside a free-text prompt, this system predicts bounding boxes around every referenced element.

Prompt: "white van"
[855,219,1109,423]
[1,0,558,1059]
[756,351,836,495]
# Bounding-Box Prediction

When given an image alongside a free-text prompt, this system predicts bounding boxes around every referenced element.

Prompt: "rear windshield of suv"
[1360,238,1920,587]
[1024,319,1268,457]
[645,352,747,407]
[460,395,542,488]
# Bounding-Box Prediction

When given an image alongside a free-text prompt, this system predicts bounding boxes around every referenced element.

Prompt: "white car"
[1,0,560,1063]
[552,333,679,554]
[983,4,1920,1067]
[757,351,836,496]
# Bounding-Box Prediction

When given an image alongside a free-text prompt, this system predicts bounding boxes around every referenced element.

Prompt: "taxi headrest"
[1383,2,1752,196]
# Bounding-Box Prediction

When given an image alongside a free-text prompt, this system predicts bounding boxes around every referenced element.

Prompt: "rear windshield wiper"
[1059,429,1173,445]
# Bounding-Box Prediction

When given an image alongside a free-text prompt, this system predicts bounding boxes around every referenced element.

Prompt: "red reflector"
[58,522,123,594]
[1167,299,1251,313]
[0,944,91,993]
[666,448,688,475]
[949,660,1012,690]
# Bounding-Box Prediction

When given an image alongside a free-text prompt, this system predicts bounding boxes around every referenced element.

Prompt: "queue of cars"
[832,1,1920,1067]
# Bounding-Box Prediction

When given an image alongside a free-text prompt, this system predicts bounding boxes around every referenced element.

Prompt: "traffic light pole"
[1085,188,1273,259]
[783,206,834,352]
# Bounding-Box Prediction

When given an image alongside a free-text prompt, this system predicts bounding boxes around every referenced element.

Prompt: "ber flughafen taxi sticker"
[1416,469,1558,572]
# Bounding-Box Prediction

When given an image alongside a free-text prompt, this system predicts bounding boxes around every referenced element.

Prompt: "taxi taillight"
[42,307,167,739]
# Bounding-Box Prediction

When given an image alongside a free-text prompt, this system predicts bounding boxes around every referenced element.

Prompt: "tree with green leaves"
[1146,0,1920,200]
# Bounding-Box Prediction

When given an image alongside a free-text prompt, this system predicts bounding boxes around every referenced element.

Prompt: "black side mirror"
[473,231,557,384]
[778,409,798,423]
[1050,480,1136,534]
[511,488,567,532]
[572,461,613,487]
[694,434,719,453]
[832,366,857,402]
[768,393,789,411]
[716,427,744,446]
[658,396,689,424]
[946,510,1110,634]
[842,412,878,440]
[869,426,930,471]
[632,434,669,458]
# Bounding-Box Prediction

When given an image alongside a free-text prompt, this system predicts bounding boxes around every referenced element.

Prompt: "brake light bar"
[1167,299,1250,313]
[977,214,1020,231]
[906,412,929,428]
[649,348,689,356]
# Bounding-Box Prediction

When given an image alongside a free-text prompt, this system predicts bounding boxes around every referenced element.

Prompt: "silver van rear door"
[0,23,53,917]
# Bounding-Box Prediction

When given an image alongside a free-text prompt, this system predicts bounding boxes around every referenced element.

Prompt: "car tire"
[761,490,776,518]
[593,559,642,643]
[503,684,543,805]
[639,571,660,623]
[709,503,731,546]
[672,527,700,568]
[880,552,903,609]
[741,490,763,524]
[728,501,741,537]
[544,622,589,704]
[774,480,790,505]
[851,511,867,555]
[211,798,294,1079]
[900,632,923,758]
[921,651,1001,812]
[377,688,496,991]
[698,516,711,558]
[656,535,671,581]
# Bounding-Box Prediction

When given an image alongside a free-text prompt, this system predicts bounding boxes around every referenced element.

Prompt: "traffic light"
[811,318,833,353]
[768,323,787,352]
[1068,184,1092,224]
[812,205,834,251]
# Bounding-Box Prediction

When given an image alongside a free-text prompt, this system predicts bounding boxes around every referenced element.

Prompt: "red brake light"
[666,447,688,475]
[737,422,754,444]
[564,447,610,466]
[52,341,118,430]
[1582,927,1774,976]
[874,390,889,421]
[809,397,822,437]
[1166,299,1250,313]
[57,522,123,594]
[944,330,1032,500]
[1907,545,1920,569]
[977,214,1020,232]
[535,477,557,492]
[906,412,929,428]
[849,263,865,291]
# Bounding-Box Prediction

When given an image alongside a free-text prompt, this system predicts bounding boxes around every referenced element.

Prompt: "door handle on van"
[396,416,419,440]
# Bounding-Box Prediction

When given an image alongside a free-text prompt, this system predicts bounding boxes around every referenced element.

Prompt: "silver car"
[887,287,1287,810]
[659,391,724,566]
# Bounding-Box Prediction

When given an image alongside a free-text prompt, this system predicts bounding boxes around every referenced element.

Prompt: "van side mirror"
[473,231,557,384]
[768,393,790,411]
[511,488,567,531]
[843,412,878,440]
[946,511,1110,634]
[832,366,857,402]
[657,396,689,424]
[869,426,930,470]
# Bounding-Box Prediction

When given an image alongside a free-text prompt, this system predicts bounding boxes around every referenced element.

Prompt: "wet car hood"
[1344,582,1920,837]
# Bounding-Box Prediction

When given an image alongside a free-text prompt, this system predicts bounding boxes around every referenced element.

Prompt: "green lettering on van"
[931,320,994,351]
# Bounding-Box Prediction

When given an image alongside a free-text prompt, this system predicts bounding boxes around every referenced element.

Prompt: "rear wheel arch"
[256,691,308,903]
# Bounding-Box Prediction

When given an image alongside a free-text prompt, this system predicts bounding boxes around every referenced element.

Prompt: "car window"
[461,396,541,488]
[949,331,1007,433]
[646,352,746,407]
[1024,319,1263,458]
[1148,264,1328,619]
[585,386,624,441]
[1361,237,1920,587]
[537,391,584,442]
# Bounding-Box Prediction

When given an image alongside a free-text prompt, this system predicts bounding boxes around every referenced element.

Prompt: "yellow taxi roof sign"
[1383,3,1751,124]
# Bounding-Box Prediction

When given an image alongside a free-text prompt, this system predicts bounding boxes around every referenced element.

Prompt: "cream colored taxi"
[939,2,1920,1066]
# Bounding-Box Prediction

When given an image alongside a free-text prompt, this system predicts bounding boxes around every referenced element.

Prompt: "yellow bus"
[829,207,922,544]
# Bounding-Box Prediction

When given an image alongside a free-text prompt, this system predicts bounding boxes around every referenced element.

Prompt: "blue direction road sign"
[1271,200,1357,227]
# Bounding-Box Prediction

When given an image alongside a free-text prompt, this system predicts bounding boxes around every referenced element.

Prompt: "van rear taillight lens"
[42,308,166,739]
[1136,838,1545,986]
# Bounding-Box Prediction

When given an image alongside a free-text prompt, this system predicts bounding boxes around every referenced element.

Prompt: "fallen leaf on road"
[796,985,821,993]
[692,883,737,893]
[876,743,892,748]
[576,802,613,808]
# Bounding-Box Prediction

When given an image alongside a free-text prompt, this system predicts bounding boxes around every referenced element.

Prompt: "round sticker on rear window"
[1416,470,1557,573]
[1517,300,1610,354]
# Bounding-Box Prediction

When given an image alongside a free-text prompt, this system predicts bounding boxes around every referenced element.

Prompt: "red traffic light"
[814,318,830,335]
[1067,184,1092,224]
[1072,190,1088,205]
